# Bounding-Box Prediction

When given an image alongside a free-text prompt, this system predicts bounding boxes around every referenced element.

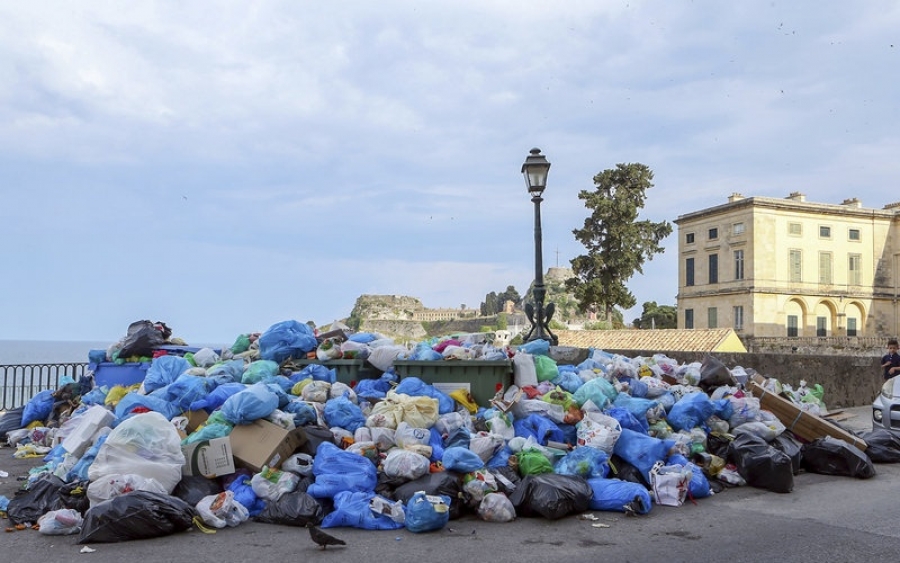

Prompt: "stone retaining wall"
[551,348,882,409]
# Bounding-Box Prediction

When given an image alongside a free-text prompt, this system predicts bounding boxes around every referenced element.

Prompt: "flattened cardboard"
[229,419,307,473]
[749,376,867,451]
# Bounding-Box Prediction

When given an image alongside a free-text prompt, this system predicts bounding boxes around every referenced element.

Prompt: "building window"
[787,315,799,337]
[733,306,744,330]
[685,309,694,329]
[790,250,802,282]
[708,228,718,240]
[816,316,827,337]
[849,253,862,285]
[849,228,861,241]
[686,258,695,287]
[818,252,833,284]
[733,222,745,235]
[847,317,857,337]
[734,249,744,280]
[819,225,831,239]
[686,232,695,244]
[789,223,802,236]
[709,254,718,284]
[708,307,717,329]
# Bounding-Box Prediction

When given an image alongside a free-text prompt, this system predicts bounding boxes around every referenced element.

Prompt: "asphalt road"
[2,406,894,563]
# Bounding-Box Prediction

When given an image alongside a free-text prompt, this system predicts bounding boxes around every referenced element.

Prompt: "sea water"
[0,340,111,365]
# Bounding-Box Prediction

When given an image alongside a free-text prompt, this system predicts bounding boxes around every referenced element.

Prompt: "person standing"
[881,338,900,380]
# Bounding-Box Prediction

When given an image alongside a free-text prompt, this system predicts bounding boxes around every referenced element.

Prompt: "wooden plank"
[749,380,867,451]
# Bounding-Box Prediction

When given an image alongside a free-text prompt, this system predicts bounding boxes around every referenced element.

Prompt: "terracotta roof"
[555,328,747,353]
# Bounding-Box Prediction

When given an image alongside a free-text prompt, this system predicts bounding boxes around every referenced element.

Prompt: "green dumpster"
[291,358,383,386]
[392,360,513,406]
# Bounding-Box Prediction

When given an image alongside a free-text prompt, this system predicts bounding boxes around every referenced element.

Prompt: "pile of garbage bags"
[0,318,892,544]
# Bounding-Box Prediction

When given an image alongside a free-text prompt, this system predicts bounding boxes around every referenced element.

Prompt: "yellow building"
[675,192,900,338]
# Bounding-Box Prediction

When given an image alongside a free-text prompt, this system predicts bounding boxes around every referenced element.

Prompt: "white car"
[872,376,900,432]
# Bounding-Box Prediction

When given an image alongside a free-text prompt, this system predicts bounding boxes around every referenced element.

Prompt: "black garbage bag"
[860,429,900,463]
[771,433,803,475]
[118,320,165,358]
[699,355,736,391]
[727,433,794,493]
[706,432,732,458]
[608,454,650,488]
[253,490,324,527]
[393,472,466,520]
[508,474,592,520]
[172,475,224,507]
[488,466,520,495]
[7,475,66,524]
[59,480,91,515]
[0,405,26,442]
[801,437,876,479]
[78,491,196,544]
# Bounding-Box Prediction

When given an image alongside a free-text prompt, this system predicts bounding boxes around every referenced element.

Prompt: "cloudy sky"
[1,1,897,344]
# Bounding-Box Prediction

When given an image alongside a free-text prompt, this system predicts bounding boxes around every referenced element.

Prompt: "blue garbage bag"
[408,342,443,361]
[513,413,564,446]
[264,381,292,407]
[219,383,279,425]
[308,442,377,498]
[554,446,609,479]
[206,359,244,383]
[347,332,379,344]
[21,390,54,427]
[552,368,584,394]
[189,382,246,413]
[394,377,454,414]
[227,472,265,516]
[428,427,445,462]
[405,491,451,533]
[667,392,716,431]
[487,446,513,468]
[604,406,649,434]
[618,376,649,398]
[613,428,675,481]
[143,355,191,394]
[320,491,404,530]
[114,392,182,421]
[290,364,336,384]
[587,477,653,514]
[441,446,484,473]
[518,339,550,356]
[667,453,712,499]
[283,399,318,426]
[612,394,658,425]
[150,374,210,412]
[67,434,108,482]
[324,396,366,433]
[445,426,471,449]
[258,320,318,363]
[573,378,616,409]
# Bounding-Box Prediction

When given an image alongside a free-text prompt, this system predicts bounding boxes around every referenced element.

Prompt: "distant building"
[675,192,900,338]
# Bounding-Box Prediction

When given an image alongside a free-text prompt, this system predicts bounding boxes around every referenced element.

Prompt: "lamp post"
[521,148,558,345]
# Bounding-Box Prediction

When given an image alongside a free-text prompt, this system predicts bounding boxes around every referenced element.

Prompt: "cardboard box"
[184,410,210,433]
[229,419,307,473]
[182,437,236,478]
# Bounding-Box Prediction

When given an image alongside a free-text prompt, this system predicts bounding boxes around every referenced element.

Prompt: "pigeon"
[308,524,346,550]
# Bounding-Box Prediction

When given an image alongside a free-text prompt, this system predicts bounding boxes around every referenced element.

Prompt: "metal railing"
[0,363,89,411]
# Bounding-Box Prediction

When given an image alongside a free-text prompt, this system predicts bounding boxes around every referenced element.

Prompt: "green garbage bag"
[517,448,554,476]
[534,355,559,382]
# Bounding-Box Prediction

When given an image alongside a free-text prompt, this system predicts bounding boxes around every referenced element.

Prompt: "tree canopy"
[480,285,521,316]
[633,301,677,329]
[566,163,673,318]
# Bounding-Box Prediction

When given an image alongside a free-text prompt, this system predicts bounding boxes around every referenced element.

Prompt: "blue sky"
[1,2,898,345]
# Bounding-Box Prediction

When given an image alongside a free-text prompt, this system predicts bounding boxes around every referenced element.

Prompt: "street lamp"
[521,148,558,345]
